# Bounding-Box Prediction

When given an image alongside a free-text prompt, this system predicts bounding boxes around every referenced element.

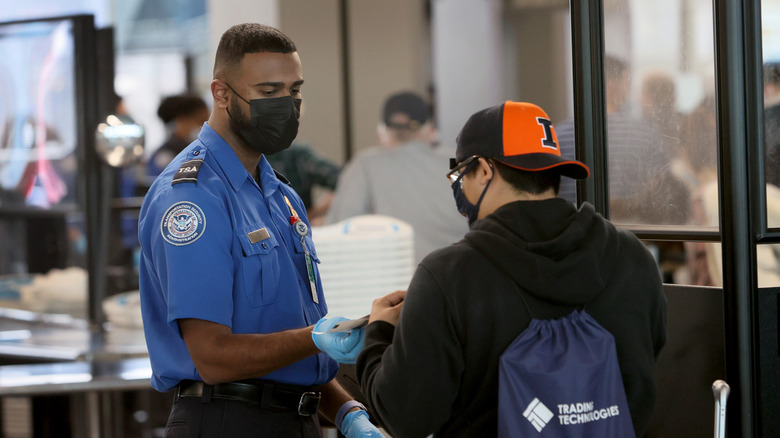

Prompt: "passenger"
[138,23,382,438]
[315,101,667,437]
[326,91,468,264]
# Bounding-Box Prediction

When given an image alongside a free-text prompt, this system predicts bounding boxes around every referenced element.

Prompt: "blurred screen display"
[0,18,78,209]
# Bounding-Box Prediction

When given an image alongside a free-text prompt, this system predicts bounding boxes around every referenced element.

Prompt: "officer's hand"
[311,316,365,364]
[341,410,385,438]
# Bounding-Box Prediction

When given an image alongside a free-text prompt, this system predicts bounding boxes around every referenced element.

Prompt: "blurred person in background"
[640,71,682,152]
[633,71,690,281]
[147,94,209,181]
[684,93,780,288]
[266,100,341,224]
[326,91,468,264]
[676,97,719,286]
[557,55,665,223]
[266,140,341,225]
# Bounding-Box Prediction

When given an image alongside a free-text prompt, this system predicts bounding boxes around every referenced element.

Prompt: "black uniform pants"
[163,394,321,438]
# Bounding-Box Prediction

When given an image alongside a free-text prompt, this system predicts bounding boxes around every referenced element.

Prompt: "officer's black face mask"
[225,83,302,156]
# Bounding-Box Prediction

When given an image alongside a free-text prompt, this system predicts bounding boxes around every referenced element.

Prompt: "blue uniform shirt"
[138,123,337,392]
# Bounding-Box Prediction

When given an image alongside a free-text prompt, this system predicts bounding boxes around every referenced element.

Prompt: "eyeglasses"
[446,155,480,184]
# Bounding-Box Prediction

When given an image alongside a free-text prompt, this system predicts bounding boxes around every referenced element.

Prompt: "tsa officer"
[138,23,381,437]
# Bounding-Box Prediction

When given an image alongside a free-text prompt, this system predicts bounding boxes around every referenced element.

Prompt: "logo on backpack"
[523,398,554,432]
[557,400,622,426]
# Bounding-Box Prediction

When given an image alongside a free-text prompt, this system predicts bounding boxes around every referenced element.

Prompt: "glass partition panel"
[644,240,722,287]
[656,241,780,289]
[601,0,718,227]
[756,244,780,288]
[0,16,93,320]
[764,0,780,228]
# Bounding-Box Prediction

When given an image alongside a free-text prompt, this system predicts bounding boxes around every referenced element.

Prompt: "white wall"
[347,0,429,156]
[505,6,573,124]
[207,0,279,68]
[279,0,344,165]
[432,0,505,153]
[281,0,429,164]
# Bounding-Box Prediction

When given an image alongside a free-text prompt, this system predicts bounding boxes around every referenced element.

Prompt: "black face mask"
[451,160,492,227]
[225,83,302,156]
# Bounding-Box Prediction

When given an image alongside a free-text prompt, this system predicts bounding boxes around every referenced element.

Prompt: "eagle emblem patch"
[161,201,206,246]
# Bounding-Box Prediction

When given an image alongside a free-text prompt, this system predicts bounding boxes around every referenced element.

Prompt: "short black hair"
[488,159,561,195]
[157,95,208,124]
[383,91,430,129]
[605,54,629,78]
[213,23,297,79]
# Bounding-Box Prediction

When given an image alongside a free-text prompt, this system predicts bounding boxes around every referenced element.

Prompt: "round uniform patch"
[161,201,206,246]
[294,220,308,237]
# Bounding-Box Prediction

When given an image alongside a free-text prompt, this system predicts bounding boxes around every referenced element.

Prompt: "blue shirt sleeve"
[149,183,236,329]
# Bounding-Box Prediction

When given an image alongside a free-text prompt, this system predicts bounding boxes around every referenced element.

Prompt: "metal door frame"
[568,0,770,436]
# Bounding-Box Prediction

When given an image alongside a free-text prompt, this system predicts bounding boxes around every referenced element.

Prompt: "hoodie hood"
[463,198,619,306]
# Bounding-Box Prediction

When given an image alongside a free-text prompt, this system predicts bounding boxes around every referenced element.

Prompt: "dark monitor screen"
[0,17,82,211]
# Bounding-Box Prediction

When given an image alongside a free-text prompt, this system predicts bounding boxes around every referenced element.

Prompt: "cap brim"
[496,153,590,180]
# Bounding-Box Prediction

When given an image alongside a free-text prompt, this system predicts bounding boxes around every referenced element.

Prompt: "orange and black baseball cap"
[454,101,590,180]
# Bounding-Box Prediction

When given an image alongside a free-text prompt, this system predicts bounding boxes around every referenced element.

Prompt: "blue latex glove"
[311,316,365,364]
[341,410,384,438]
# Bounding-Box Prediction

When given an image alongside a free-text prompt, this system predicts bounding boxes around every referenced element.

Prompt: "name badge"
[247,227,270,244]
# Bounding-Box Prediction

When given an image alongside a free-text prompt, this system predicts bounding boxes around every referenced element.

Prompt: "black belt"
[176,380,321,416]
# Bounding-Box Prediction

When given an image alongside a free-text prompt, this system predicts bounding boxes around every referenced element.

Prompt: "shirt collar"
[257,155,281,197]
[197,123,279,195]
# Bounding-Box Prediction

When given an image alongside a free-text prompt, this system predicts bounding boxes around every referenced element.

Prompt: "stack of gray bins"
[312,215,415,319]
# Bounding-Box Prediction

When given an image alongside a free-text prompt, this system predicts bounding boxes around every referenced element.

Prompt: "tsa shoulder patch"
[160,201,206,246]
[172,158,204,185]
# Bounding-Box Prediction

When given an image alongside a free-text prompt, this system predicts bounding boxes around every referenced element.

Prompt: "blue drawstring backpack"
[464,242,635,437]
[497,309,635,437]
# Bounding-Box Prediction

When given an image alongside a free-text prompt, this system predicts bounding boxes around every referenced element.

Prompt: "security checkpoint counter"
[0,307,157,437]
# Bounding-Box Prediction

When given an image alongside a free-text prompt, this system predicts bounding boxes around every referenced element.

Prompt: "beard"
[227,97,252,142]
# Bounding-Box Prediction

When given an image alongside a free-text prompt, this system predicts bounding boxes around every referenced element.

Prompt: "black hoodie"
[356,198,667,437]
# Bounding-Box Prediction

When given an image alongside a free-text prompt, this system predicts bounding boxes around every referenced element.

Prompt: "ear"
[475,158,494,184]
[419,122,438,144]
[211,80,230,109]
[376,123,391,147]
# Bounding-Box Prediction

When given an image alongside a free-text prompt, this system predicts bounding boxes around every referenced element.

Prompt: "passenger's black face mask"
[225,83,302,156]
[451,160,492,227]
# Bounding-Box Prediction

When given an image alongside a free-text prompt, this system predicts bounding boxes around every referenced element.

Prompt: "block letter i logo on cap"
[536,117,558,150]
